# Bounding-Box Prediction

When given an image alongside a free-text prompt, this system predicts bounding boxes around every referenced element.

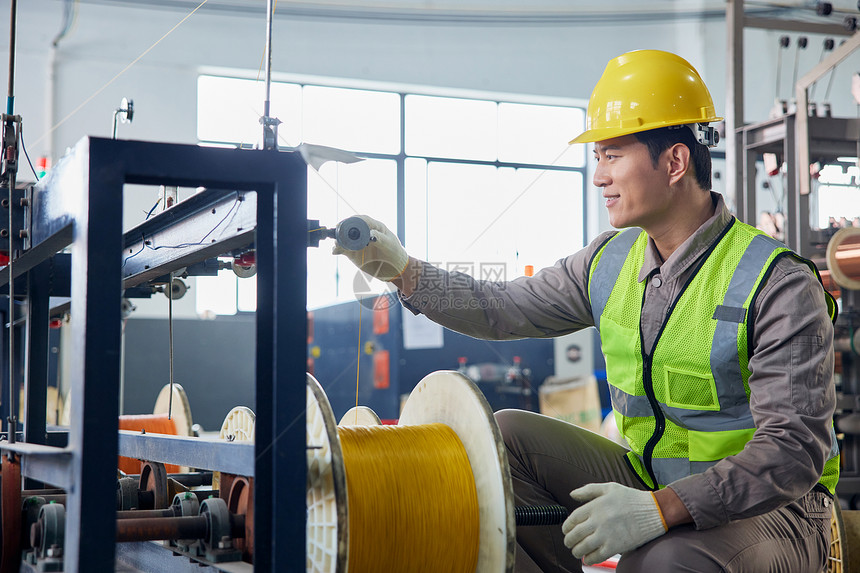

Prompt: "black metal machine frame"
[0,136,307,571]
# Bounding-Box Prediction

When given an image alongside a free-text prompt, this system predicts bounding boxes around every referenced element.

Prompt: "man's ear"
[665,143,692,186]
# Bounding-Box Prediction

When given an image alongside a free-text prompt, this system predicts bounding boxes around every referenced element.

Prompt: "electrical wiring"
[121,191,242,269]
[145,198,162,220]
[121,239,147,269]
[19,127,39,182]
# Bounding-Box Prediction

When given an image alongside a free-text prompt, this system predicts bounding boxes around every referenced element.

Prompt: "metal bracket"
[0,185,27,259]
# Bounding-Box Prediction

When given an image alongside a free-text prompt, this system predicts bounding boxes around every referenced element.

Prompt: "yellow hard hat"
[570,50,722,145]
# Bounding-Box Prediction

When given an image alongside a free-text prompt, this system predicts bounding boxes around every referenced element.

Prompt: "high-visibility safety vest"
[588,218,839,492]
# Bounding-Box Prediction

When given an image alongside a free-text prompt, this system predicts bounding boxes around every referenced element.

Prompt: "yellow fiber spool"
[340,424,479,573]
[306,372,515,573]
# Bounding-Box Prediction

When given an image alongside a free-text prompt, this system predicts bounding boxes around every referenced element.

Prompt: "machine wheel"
[139,462,169,509]
[226,476,253,562]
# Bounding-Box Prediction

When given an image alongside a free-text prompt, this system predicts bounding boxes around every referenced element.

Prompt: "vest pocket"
[689,428,756,462]
[662,366,720,410]
[600,315,640,397]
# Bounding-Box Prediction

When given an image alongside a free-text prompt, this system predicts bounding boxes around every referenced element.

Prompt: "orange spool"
[118,414,180,474]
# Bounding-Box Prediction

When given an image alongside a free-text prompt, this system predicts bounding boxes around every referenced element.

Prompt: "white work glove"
[562,482,667,566]
[331,215,409,282]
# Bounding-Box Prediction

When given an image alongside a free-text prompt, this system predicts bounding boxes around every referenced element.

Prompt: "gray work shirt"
[400,192,836,530]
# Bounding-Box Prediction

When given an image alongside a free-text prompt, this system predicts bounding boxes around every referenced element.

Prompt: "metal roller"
[826,227,860,291]
[334,216,372,251]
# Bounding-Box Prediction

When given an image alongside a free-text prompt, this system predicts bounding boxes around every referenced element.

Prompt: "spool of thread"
[118,414,179,474]
[306,371,514,573]
[339,423,479,573]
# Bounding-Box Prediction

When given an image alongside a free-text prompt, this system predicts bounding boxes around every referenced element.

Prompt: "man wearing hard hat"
[336,50,837,572]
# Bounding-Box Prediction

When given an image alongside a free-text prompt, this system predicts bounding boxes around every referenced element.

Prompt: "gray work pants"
[495,409,831,573]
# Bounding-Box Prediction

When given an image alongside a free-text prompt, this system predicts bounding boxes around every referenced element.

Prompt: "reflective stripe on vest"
[649,459,720,486]
[589,228,642,330]
[609,385,755,431]
[710,234,786,412]
[644,425,839,486]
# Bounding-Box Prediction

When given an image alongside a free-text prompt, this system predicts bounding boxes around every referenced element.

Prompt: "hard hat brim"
[569,117,723,146]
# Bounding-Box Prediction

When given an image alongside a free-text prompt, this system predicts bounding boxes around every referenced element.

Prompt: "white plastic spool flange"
[399,370,515,573]
[219,406,256,443]
[153,383,194,437]
[338,406,381,427]
[306,374,349,573]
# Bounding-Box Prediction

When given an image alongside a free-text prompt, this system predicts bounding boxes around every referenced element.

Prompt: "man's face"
[592,135,673,231]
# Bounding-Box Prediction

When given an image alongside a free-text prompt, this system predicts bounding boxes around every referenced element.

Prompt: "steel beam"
[118,432,255,476]
[745,16,854,36]
[121,190,256,288]
[23,261,50,448]
[727,0,745,216]
[115,541,252,573]
[64,137,125,572]
[253,151,308,572]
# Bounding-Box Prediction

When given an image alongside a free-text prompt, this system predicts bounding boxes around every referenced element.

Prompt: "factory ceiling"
[67,0,857,25]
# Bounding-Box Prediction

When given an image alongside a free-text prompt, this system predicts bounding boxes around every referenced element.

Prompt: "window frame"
[197,72,589,312]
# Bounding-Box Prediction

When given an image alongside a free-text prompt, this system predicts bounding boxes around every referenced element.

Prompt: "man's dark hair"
[634,126,712,191]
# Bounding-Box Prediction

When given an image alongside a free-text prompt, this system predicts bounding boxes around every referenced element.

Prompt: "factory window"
[405,161,583,275]
[497,102,584,167]
[303,86,401,154]
[197,76,586,314]
[197,75,302,147]
[406,96,498,160]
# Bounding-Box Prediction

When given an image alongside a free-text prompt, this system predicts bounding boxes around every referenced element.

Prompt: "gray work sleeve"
[399,231,617,340]
[669,256,836,529]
